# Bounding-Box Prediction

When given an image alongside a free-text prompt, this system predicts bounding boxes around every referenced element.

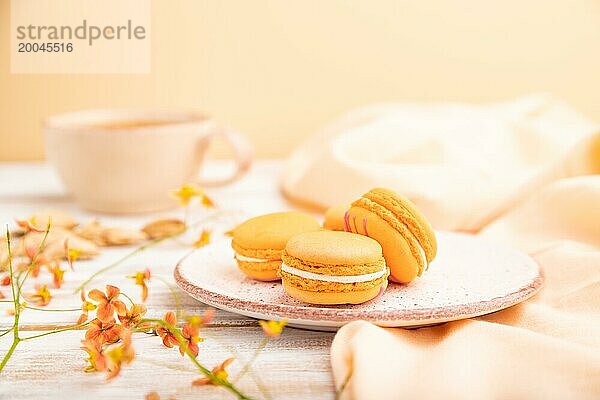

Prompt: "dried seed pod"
[22,228,99,260]
[101,227,147,246]
[142,219,186,239]
[28,210,79,230]
[77,220,147,246]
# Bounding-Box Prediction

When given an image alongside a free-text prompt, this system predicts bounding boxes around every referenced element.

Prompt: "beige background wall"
[1,0,600,160]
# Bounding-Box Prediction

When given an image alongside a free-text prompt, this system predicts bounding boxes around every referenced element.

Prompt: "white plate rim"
[174,234,543,328]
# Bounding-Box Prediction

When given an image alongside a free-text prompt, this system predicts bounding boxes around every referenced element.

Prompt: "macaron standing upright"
[346,188,437,283]
[281,230,389,305]
[231,211,321,281]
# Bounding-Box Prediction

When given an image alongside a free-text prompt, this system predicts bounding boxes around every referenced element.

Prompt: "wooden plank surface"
[0,160,336,399]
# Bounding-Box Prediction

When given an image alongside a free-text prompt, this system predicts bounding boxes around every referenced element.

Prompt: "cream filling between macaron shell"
[235,253,280,263]
[281,263,387,283]
[410,232,428,272]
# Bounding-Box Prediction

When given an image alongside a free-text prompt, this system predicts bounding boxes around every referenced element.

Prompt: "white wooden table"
[0,160,335,400]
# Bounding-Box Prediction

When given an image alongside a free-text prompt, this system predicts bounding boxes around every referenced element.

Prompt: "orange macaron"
[281,230,389,304]
[345,188,437,283]
[231,211,321,281]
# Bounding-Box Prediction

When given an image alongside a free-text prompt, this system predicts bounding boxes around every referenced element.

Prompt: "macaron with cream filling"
[346,188,437,283]
[281,231,389,304]
[231,211,320,281]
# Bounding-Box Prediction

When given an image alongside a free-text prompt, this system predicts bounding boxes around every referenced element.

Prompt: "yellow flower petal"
[259,319,287,337]
[170,184,204,206]
[193,230,211,249]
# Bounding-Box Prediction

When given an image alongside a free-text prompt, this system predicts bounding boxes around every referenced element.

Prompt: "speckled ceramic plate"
[175,231,543,331]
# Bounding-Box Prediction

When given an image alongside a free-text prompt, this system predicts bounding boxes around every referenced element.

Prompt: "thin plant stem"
[20,321,90,341]
[0,336,19,371]
[23,305,80,312]
[201,330,272,400]
[232,337,269,383]
[120,292,136,306]
[0,328,14,338]
[140,318,253,400]
[0,302,80,312]
[17,220,52,293]
[1,229,20,372]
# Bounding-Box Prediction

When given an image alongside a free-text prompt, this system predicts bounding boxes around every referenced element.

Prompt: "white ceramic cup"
[44,109,253,213]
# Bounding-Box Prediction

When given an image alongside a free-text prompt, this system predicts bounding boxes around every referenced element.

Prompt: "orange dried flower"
[77,290,97,324]
[156,311,179,349]
[81,339,108,373]
[23,247,44,278]
[15,218,45,233]
[105,329,135,379]
[193,230,211,249]
[48,262,65,289]
[85,318,123,346]
[186,309,214,328]
[26,284,52,306]
[127,269,151,302]
[179,322,204,357]
[88,285,127,322]
[118,303,148,329]
[77,313,88,325]
[144,393,175,400]
[0,291,5,299]
[145,392,160,400]
[24,245,49,264]
[65,239,81,271]
[259,319,287,337]
[1,275,10,286]
[192,358,235,386]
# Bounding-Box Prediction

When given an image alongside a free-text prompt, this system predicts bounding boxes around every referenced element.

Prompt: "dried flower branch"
[139,317,251,400]
[232,320,287,385]
[0,188,268,400]
[0,228,19,371]
[193,358,235,386]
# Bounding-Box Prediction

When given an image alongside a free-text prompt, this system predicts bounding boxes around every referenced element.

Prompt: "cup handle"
[196,125,254,186]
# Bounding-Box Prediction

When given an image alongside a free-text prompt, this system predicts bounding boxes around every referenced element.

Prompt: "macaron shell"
[351,197,427,275]
[236,259,281,281]
[232,211,321,251]
[347,206,420,283]
[284,230,383,266]
[364,188,437,260]
[231,241,282,260]
[282,280,387,305]
[323,204,349,231]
